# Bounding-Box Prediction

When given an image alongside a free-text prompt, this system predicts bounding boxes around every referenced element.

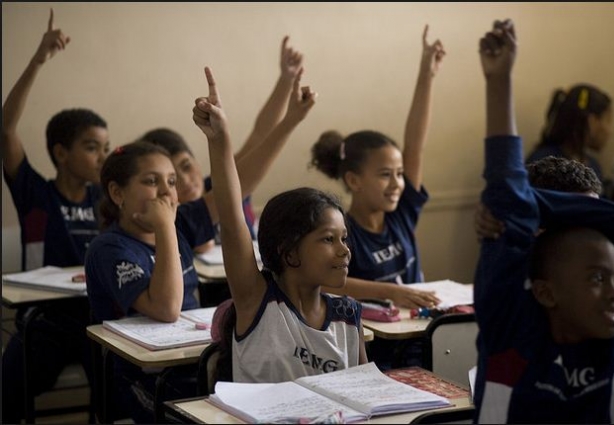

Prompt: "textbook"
[208,362,451,423]
[2,266,87,295]
[102,307,216,350]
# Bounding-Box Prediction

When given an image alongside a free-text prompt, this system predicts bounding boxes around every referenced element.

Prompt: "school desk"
[163,386,473,424]
[361,307,431,340]
[2,274,88,424]
[86,324,211,423]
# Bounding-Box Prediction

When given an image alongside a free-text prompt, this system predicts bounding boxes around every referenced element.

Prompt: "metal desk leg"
[154,367,175,423]
[23,306,45,424]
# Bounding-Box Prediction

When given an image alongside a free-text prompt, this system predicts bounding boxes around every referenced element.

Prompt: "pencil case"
[359,299,401,322]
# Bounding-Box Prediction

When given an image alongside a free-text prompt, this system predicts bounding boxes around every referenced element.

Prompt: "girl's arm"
[235,35,303,162]
[132,200,184,321]
[193,67,266,334]
[403,25,445,190]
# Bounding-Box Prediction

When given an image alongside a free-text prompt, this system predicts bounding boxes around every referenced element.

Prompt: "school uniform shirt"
[232,270,362,383]
[474,135,614,424]
[347,175,428,285]
[85,198,215,323]
[3,157,101,270]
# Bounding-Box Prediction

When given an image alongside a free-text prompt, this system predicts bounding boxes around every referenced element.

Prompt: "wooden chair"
[421,313,478,389]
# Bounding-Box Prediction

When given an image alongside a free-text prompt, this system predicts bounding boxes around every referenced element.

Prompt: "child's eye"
[169,178,177,187]
[590,271,605,284]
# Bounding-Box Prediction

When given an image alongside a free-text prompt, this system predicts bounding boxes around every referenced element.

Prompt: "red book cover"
[384,366,470,399]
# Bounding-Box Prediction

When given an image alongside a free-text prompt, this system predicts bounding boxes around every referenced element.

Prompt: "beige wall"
[3,2,614,278]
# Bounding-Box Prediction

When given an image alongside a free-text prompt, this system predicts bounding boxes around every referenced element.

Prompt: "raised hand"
[474,202,505,241]
[283,67,317,125]
[33,8,71,65]
[280,35,304,80]
[193,66,228,141]
[479,19,517,79]
[420,25,446,78]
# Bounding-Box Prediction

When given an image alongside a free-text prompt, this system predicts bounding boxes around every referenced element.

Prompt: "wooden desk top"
[194,260,227,281]
[361,308,431,340]
[2,281,85,308]
[86,324,209,369]
[166,395,473,424]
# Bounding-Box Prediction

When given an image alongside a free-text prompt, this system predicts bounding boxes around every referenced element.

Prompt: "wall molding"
[422,189,482,212]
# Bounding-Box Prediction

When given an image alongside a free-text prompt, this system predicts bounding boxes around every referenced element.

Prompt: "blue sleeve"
[3,157,48,216]
[535,189,614,241]
[86,237,153,320]
[475,136,540,352]
[398,176,428,226]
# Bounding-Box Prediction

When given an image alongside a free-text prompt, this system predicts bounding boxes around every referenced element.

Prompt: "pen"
[409,307,445,319]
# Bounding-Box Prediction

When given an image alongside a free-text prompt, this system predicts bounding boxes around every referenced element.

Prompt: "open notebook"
[102,307,216,350]
[208,362,451,423]
[2,266,87,295]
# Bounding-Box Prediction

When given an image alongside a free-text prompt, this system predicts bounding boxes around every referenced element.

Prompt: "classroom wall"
[3,2,614,279]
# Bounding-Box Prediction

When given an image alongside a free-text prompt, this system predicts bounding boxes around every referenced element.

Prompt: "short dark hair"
[46,108,107,167]
[529,226,609,281]
[98,140,170,229]
[140,128,192,157]
[527,155,602,195]
[257,187,346,275]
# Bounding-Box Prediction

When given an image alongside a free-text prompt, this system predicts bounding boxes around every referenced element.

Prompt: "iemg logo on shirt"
[115,261,145,289]
[371,242,403,264]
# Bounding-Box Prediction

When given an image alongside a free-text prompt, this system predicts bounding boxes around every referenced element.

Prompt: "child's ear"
[344,171,362,193]
[283,247,300,268]
[108,181,124,209]
[52,144,68,166]
[531,279,556,308]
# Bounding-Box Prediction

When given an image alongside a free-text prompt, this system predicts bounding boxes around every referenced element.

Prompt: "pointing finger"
[422,24,429,46]
[48,8,54,31]
[204,66,220,105]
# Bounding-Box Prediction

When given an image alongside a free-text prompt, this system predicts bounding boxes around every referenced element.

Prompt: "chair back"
[410,406,475,424]
[197,342,222,395]
[422,313,478,388]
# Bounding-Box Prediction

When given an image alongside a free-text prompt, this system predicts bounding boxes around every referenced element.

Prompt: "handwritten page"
[296,362,451,416]
[407,280,474,309]
[2,266,87,295]
[102,307,216,350]
[210,381,367,423]
[209,362,451,423]
[196,241,261,265]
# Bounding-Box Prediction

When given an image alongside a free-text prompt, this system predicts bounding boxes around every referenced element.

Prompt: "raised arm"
[481,20,517,137]
[234,68,317,196]
[403,25,445,190]
[193,67,266,333]
[2,8,70,179]
[235,35,304,162]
